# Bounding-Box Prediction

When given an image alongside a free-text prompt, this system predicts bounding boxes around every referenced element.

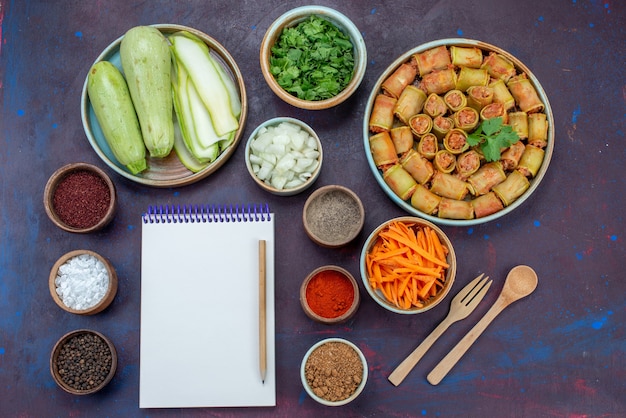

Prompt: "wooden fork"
[388,274,492,386]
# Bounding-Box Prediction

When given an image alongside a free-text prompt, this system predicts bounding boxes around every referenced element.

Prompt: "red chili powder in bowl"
[305,270,355,319]
[52,170,111,229]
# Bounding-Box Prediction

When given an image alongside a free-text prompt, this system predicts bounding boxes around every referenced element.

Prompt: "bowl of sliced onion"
[245,117,323,196]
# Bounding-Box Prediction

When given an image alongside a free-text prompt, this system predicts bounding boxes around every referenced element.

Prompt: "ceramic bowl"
[299,265,360,325]
[260,5,367,110]
[50,329,118,395]
[49,249,118,315]
[43,162,117,233]
[301,338,368,406]
[81,24,247,187]
[245,117,323,196]
[359,216,457,314]
[302,185,364,248]
[363,38,554,226]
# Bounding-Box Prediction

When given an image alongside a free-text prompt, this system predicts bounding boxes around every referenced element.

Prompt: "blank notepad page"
[139,205,275,408]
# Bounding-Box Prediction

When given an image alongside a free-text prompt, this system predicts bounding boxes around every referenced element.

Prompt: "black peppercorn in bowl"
[43,162,117,233]
[50,329,117,395]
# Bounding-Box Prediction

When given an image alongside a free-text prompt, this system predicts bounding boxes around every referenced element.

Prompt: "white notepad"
[139,204,275,408]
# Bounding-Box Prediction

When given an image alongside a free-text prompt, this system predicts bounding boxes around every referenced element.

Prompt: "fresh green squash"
[87,61,146,174]
[120,26,174,158]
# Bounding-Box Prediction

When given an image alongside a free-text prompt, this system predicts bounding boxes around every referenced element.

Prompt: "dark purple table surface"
[1,1,624,417]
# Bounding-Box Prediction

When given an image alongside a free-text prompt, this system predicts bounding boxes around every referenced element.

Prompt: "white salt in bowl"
[49,249,118,315]
[245,117,323,196]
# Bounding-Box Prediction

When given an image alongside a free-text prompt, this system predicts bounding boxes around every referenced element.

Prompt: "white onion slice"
[249,122,320,190]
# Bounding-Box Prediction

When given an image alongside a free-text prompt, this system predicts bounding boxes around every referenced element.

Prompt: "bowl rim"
[300,337,368,406]
[359,216,457,314]
[49,249,118,315]
[43,162,117,233]
[302,184,365,247]
[299,265,361,324]
[50,329,118,395]
[245,116,323,196]
[80,23,248,187]
[260,5,367,110]
[362,38,555,226]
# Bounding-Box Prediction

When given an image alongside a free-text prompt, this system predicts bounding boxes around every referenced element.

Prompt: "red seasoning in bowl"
[300,265,360,324]
[306,269,355,319]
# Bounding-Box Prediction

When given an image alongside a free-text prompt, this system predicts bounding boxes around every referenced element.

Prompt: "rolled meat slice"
[393,85,427,124]
[383,164,418,200]
[382,62,418,99]
[369,94,397,133]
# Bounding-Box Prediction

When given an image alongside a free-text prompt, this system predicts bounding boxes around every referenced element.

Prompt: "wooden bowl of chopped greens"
[260,6,367,110]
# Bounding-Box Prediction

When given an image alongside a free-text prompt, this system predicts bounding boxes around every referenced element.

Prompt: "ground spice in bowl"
[301,338,368,406]
[50,329,117,395]
[303,185,365,248]
[300,265,360,324]
[53,170,110,229]
[44,162,117,233]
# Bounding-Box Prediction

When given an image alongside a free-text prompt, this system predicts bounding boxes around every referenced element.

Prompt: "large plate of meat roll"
[363,39,554,226]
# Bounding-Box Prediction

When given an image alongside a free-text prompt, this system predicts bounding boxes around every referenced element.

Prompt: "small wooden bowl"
[50,329,117,395]
[43,162,117,233]
[49,250,118,315]
[303,185,365,248]
[300,338,368,406]
[260,5,367,110]
[300,265,360,324]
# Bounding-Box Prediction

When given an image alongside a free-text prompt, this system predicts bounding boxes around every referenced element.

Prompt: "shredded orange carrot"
[367,221,450,309]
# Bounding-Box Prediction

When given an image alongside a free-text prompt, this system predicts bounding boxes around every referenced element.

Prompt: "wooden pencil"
[259,239,267,383]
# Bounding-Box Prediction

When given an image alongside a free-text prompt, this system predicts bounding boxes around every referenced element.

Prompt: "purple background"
[1,0,624,417]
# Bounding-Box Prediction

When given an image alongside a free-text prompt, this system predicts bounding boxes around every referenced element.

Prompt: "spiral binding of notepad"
[142,203,272,224]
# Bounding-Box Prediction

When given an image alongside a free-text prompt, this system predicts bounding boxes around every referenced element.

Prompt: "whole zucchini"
[87,61,147,174]
[120,26,174,158]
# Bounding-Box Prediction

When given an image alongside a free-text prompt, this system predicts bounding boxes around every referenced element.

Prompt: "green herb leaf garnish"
[270,15,355,101]
[467,117,520,162]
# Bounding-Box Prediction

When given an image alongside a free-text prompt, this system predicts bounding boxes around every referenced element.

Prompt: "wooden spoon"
[427,265,538,385]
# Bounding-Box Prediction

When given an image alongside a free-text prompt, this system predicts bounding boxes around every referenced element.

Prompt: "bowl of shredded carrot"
[360,217,457,314]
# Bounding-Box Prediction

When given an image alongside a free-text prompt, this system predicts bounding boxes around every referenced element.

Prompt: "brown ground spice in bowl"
[304,341,364,402]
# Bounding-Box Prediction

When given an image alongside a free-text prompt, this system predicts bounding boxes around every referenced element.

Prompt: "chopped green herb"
[270,15,355,101]
[467,117,520,162]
